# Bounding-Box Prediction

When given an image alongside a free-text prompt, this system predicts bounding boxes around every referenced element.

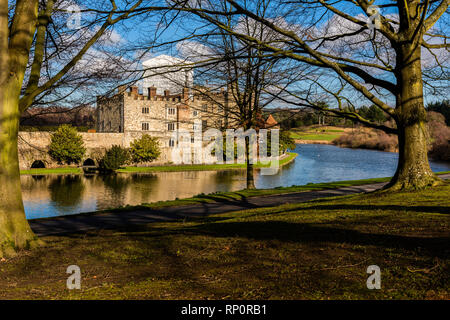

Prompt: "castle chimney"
[148,87,157,99]
[182,87,189,101]
[131,86,138,98]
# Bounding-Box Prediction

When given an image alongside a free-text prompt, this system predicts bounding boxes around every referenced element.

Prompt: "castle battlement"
[100,85,228,103]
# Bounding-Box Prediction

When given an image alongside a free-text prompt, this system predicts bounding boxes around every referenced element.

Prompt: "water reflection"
[48,175,85,207]
[22,144,450,220]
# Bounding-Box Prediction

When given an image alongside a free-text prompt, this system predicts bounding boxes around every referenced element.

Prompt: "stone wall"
[96,94,123,132]
[18,131,171,170]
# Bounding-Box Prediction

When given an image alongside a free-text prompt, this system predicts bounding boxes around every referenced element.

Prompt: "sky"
[51,0,449,109]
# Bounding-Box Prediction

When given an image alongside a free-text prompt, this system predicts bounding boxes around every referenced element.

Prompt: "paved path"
[30,174,450,236]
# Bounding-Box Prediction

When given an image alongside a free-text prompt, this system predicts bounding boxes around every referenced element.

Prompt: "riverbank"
[32,176,394,221]
[3,179,449,299]
[29,172,449,219]
[20,167,83,175]
[117,152,298,173]
[20,152,298,175]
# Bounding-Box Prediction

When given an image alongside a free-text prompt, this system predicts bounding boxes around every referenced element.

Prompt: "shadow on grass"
[277,204,450,215]
[172,220,449,258]
[57,204,449,260]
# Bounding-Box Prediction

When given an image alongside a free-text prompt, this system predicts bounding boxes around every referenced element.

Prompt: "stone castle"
[18,55,235,170]
[18,55,278,170]
[96,85,232,147]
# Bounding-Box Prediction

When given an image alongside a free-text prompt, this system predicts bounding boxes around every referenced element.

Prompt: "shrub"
[427,112,450,161]
[333,127,398,152]
[130,135,161,163]
[48,125,86,164]
[332,112,450,160]
[279,130,296,153]
[99,145,130,172]
[265,130,296,156]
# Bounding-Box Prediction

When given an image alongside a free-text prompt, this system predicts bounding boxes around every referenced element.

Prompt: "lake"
[23,144,450,220]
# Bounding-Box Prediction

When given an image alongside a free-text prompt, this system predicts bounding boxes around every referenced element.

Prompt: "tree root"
[0,237,45,258]
[381,174,445,192]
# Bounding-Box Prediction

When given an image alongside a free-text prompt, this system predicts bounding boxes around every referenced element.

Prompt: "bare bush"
[333,112,450,161]
[333,127,398,152]
[428,112,450,161]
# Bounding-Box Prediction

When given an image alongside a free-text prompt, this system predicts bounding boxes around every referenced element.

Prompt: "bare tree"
[0,0,168,257]
[169,0,449,191]
[175,1,298,188]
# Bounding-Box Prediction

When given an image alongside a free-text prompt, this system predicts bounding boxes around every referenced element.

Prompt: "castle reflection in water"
[21,170,248,219]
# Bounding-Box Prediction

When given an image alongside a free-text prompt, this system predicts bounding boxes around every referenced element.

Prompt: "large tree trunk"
[0,0,41,258]
[0,92,38,258]
[386,42,442,190]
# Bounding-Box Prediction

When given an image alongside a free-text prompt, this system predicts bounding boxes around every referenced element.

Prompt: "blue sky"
[72,0,449,109]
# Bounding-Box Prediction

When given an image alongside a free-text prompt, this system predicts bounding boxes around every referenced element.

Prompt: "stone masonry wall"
[96,94,123,132]
[18,131,171,170]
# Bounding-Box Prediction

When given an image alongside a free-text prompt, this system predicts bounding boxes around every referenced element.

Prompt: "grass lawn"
[290,133,341,141]
[1,183,448,299]
[20,167,82,175]
[117,152,298,173]
[290,126,346,142]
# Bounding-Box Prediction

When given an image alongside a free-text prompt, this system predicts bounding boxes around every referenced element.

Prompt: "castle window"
[168,122,175,131]
[193,110,198,116]
[169,138,175,147]
[142,122,149,131]
[142,107,150,114]
[202,120,207,128]
[168,108,176,115]
[202,104,208,112]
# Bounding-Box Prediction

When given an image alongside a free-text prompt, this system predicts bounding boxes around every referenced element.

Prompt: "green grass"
[1,183,448,299]
[117,152,298,173]
[290,133,341,141]
[20,167,82,175]
[289,126,345,142]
